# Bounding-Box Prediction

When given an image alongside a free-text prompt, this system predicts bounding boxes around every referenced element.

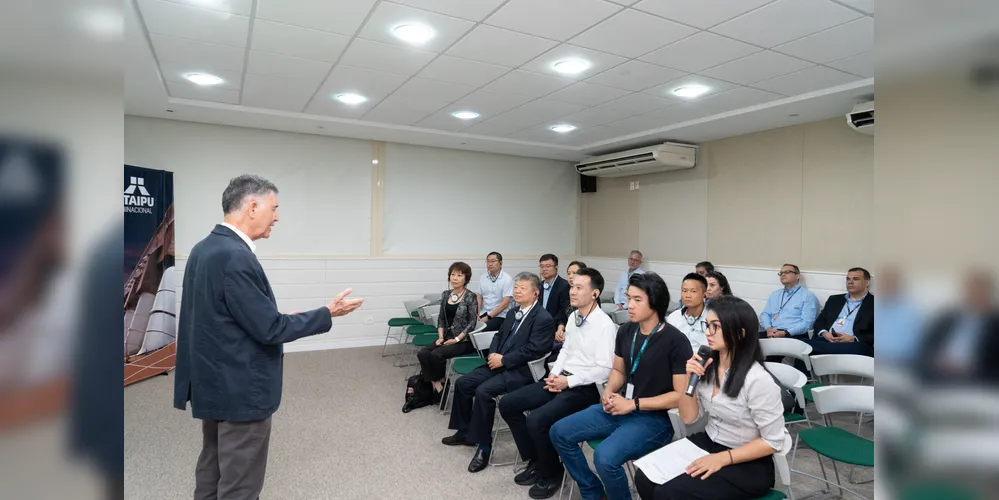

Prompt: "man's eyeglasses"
[777,270,798,276]
[486,259,500,264]
[539,264,556,270]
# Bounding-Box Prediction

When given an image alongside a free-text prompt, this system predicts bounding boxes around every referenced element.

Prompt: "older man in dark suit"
[174,175,362,500]
[443,272,555,473]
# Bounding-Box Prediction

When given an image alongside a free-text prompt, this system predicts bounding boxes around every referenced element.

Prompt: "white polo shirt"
[667,305,708,353]
[479,270,514,318]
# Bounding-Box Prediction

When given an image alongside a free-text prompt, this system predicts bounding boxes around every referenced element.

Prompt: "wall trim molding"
[284,336,387,353]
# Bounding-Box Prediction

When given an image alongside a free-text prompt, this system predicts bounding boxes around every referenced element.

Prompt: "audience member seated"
[667,273,709,352]
[808,267,874,356]
[539,254,571,337]
[479,251,515,332]
[916,272,999,385]
[635,296,791,500]
[550,272,691,500]
[498,268,616,499]
[874,266,924,366]
[552,261,586,362]
[759,264,818,339]
[444,273,555,473]
[416,262,479,398]
[695,261,714,276]
[614,250,645,310]
[704,271,733,304]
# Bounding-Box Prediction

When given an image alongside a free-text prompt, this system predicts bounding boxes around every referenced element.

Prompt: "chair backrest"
[612,309,630,325]
[600,302,619,314]
[419,304,438,324]
[423,293,442,304]
[764,361,807,410]
[773,452,791,490]
[528,353,551,382]
[667,409,687,440]
[811,385,874,416]
[470,330,497,353]
[431,313,440,325]
[403,299,430,317]
[759,338,814,372]
[471,321,487,334]
[809,354,875,380]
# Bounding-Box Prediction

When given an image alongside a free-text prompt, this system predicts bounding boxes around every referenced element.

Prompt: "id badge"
[625,383,635,400]
[835,318,846,327]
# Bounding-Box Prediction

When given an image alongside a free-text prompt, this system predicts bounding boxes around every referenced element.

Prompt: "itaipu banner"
[123,165,176,386]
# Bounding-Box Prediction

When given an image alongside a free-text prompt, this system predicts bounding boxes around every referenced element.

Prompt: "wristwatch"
[634,398,641,411]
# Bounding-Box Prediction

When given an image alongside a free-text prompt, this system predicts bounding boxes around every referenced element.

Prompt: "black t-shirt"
[614,321,692,408]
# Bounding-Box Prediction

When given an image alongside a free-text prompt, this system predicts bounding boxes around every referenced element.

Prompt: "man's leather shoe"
[514,461,540,485]
[528,478,561,499]
[468,448,490,473]
[441,433,474,446]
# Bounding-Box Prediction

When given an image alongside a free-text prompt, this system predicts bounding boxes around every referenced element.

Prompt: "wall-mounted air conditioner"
[847,101,874,135]
[576,142,697,178]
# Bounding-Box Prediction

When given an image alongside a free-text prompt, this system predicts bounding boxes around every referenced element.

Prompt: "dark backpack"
[402,374,440,413]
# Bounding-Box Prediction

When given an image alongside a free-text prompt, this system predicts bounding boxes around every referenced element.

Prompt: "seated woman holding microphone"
[635,295,790,500]
[416,262,479,395]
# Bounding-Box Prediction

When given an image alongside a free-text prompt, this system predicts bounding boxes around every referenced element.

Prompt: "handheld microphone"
[684,345,714,397]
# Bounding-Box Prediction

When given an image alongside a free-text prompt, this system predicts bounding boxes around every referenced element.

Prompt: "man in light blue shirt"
[874,267,923,365]
[759,263,818,338]
[613,250,644,310]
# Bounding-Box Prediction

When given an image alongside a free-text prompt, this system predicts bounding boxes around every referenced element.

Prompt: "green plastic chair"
[381,299,429,357]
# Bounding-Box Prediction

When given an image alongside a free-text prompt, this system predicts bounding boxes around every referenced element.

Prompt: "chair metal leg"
[832,459,844,497]
[381,326,396,357]
[817,455,830,493]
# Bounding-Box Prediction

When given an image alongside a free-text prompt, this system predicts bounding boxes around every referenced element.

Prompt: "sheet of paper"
[633,438,710,485]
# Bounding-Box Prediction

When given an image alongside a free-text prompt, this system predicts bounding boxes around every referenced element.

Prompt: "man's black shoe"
[441,433,474,446]
[468,447,490,473]
[515,460,540,485]
[529,478,561,499]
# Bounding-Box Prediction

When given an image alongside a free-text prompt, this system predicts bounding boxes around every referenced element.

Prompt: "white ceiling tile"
[547,82,631,107]
[305,97,379,120]
[446,25,558,67]
[414,110,481,132]
[150,34,245,72]
[390,0,507,22]
[251,20,350,63]
[485,0,622,41]
[491,100,587,128]
[644,102,723,124]
[751,66,861,95]
[701,51,813,84]
[585,60,686,91]
[605,114,670,132]
[416,56,511,87]
[710,0,863,48]
[606,0,641,5]
[159,62,242,89]
[463,119,526,137]
[255,0,377,36]
[339,38,437,77]
[641,32,760,73]
[633,0,774,29]
[241,74,320,112]
[166,80,240,104]
[482,70,575,98]
[138,0,250,47]
[363,95,449,125]
[357,3,476,53]
[640,74,736,100]
[569,9,696,58]
[246,51,332,82]
[826,52,872,78]
[448,90,537,116]
[393,78,476,103]
[697,86,784,110]
[773,17,873,64]
[562,93,676,125]
[835,0,874,14]
[514,123,623,146]
[306,65,409,118]
[166,0,254,16]
[521,44,627,81]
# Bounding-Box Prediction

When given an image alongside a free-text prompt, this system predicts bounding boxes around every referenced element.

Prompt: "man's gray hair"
[514,272,542,292]
[222,175,278,214]
[630,249,643,258]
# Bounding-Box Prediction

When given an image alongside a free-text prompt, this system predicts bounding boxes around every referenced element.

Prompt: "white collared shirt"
[550,305,617,389]
[513,300,537,335]
[667,305,708,353]
[221,222,256,254]
[480,270,514,318]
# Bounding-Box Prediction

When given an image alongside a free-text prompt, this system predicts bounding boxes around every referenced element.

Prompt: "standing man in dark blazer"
[809,267,874,356]
[443,272,555,473]
[174,175,363,500]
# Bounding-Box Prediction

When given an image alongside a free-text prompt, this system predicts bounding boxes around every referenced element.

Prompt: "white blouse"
[696,362,792,454]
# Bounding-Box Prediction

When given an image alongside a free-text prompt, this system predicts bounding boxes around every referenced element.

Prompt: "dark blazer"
[812,293,875,348]
[173,225,333,421]
[489,302,555,380]
[916,310,999,384]
[437,288,479,340]
[543,275,571,327]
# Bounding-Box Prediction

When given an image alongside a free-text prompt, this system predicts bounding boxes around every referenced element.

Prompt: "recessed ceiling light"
[372,159,379,164]
[335,93,368,104]
[451,111,480,120]
[392,24,435,45]
[672,85,710,98]
[185,73,223,86]
[553,59,590,75]
[551,124,576,133]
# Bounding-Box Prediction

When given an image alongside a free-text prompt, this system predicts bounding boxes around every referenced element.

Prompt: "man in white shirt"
[478,251,514,331]
[498,268,617,498]
[666,273,709,353]
[613,250,644,310]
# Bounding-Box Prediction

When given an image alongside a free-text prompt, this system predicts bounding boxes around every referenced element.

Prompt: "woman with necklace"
[416,262,479,396]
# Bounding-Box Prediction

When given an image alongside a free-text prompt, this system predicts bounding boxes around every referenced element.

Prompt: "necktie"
[502,318,522,353]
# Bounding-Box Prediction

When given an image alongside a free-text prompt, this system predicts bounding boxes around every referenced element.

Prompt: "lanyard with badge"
[773,288,799,321]
[835,297,863,328]
[626,322,663,400]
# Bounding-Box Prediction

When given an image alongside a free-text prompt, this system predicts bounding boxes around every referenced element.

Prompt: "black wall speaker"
[580,174,597,193]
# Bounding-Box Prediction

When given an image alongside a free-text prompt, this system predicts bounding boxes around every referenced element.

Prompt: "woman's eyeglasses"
[700,320,722,334]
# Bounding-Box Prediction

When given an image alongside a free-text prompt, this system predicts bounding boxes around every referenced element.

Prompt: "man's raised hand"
[327,288,364,318]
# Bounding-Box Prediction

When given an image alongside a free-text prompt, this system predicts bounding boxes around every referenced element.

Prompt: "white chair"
[759,337,814,374]
[809,354,874,382]
[381,299,429,357]
[423,292,442,304]
[439,322,488,414]
[612,309,630,325]
[491,352,552,467]
[601,302,619,314]
[765,361,811,428]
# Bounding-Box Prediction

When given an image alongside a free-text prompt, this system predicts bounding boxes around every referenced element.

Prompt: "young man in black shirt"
[550,272,691,500]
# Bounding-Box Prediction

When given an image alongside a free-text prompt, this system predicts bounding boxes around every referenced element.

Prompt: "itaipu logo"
[124,176,154,214]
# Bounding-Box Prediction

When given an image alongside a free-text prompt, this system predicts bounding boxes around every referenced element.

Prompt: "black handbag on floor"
[402,374,439,413]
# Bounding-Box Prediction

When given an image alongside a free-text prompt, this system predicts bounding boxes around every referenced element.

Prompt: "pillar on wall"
[371,141,384,256]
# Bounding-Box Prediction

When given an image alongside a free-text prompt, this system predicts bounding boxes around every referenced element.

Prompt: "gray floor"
[124,346,873,500]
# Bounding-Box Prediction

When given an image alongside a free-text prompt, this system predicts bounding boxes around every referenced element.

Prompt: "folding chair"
[381,299,428,357]
[439,322,487,414]
[491,352,550,467]
[759,338,814,376]
[612,309,630,325]
[601,302,619,315]
[423,292,442,304]
[441,329,496,414]
[765,362,812,428]
[790,386,874,500]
